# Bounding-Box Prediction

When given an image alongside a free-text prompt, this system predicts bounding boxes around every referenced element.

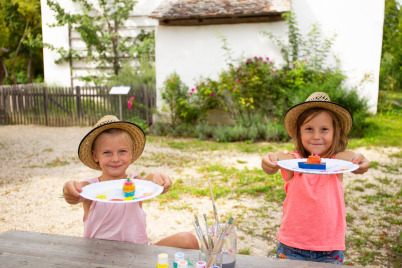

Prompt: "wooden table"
[0,231,350,267]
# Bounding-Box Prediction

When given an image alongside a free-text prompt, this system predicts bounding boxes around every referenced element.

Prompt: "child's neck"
[98,173,128,182]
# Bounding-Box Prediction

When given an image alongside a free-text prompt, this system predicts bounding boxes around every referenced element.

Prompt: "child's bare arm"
[63,180,89,204]
[335,151,370,174]
[261,152,294,174]
[142,173,172,194]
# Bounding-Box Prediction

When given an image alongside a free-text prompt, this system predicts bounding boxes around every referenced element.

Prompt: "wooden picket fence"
[0,84,156,126]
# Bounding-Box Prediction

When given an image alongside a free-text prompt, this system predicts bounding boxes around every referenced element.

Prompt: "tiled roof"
[150,0,291,20]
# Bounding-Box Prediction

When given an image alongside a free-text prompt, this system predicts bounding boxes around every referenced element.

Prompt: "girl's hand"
[63,181,87,204]
[261,152,281,174]
[351,153,370,174]
[336,151,370,175]
[145,173,172,194]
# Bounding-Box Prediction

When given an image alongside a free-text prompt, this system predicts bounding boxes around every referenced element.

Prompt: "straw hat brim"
[78,121,145,170]
[284,101,353,139]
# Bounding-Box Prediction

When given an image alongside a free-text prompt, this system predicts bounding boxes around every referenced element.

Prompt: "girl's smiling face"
[92,131,133,180]
[300,111,334,157]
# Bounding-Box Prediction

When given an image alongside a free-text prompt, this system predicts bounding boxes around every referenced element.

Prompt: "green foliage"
[108,60,155,87]
[0,0,43,85]
[261,10,336,70]
[126,115,148,133]
[380,0,402,92]
[160,72,202,126]
[157,10,372,142]
[46,0,154,84]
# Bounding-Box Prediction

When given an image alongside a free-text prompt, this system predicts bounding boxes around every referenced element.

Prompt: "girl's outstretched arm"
[63,180,89,204]
[143,173,172,194]
[335,151,370,174]
[261,152,294,175]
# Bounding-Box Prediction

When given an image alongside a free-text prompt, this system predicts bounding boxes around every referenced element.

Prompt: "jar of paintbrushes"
[193,216,237,268]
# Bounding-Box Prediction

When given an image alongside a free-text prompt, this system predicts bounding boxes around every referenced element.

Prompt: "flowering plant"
[127,96,135,110]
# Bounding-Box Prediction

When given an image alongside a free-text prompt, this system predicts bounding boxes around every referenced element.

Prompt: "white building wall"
[41,0,163,87]
[155,0,384,113]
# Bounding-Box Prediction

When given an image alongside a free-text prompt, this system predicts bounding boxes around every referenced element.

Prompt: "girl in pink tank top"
[261,92,370,264]
[62,115,199,249]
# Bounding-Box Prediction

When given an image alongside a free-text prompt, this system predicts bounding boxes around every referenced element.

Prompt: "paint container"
[156,253,169,268]
[177,260,188,268]
[173,252,184,268]
[195,261,206,268]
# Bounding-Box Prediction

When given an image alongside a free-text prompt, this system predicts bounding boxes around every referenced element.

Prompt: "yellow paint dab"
[143,192,153,196]
[96,194,107,199]
[124,196,134,201]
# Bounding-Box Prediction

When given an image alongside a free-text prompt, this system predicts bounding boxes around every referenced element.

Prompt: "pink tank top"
[277,152,346,251]
[83,175,149,244]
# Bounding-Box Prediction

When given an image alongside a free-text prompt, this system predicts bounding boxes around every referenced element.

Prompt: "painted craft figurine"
[298,153,327,170]
[123,177,135,197]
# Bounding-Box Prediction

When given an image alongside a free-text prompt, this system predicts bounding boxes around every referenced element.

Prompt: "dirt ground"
[0,125,400,267]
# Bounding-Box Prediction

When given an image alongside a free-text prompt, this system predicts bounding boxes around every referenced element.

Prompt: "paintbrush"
[203,213,214,249]
[195,215,209,250]
[208,177,221,231]
[192,221,208,250]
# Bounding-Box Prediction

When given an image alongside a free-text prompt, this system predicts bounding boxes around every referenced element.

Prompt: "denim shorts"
[276,242,344,265]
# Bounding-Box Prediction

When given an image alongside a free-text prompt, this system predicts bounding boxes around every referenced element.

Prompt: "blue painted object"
[124,191,135,197]
[298,162,326,170]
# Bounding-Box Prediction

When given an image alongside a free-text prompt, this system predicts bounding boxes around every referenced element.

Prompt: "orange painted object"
[307,153,321,164]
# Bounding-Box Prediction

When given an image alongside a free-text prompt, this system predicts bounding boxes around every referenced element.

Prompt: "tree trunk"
[27,50,32,83]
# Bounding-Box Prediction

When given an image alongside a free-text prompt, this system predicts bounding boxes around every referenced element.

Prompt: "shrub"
[160,72,202,126]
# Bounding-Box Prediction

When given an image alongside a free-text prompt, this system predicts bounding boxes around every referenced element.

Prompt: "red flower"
[211,93,215,97]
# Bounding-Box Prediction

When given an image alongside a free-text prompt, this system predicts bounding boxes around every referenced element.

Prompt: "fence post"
[76,86,82,120]
[43,86,49,126]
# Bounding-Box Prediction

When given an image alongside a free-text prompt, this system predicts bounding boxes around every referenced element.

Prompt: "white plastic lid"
[174,252,184,262]
[158,253,168,265]
[196,261,206,268]
[177,260,188,268]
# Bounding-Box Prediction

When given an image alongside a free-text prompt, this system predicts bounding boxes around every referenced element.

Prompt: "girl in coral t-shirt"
[261,92,370,264]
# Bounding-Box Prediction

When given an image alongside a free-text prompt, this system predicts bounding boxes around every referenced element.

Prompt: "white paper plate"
[277,158,359,175]
[80,179,164,203]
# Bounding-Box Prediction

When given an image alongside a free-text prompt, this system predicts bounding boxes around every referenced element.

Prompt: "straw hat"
[78,115,145,170]
[284,92,353,139]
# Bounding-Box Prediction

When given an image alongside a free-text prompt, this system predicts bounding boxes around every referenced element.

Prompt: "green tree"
[47,0,153,84]
[0,0,43,85]
[380,0,402,92]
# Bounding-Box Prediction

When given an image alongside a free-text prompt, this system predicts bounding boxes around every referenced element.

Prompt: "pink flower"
[304,59,308,62]
[236,79,240,83]
[189,92,193,95]
[269,61,273,65]
[292,62,296,67]
[266,57,269,61]
[128,96,135,110]
[233,86,236,90]
[191,88,195,91]
[211,93,215,97]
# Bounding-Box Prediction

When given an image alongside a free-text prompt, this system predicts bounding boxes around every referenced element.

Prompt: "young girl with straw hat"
[261,92,370,264]
[63,115,199,249]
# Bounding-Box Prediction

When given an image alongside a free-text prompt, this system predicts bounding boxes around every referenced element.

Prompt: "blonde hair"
[294,108,348,158]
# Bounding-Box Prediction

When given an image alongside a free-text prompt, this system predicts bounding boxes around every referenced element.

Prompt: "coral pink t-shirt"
[277,152,346,251]
[83,175,149,244]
